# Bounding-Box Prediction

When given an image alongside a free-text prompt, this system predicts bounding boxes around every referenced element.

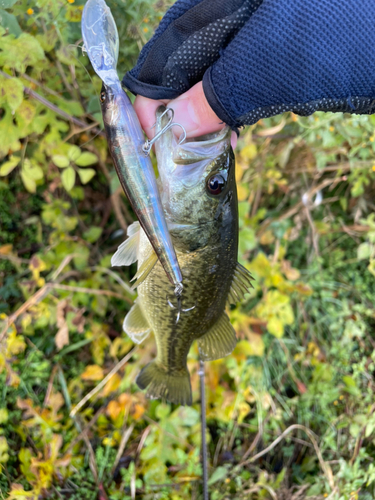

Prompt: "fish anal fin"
[123,299,151,344]
[111,224,140,267]
[198,313,237,361]
[227,262,254,305]
[136,361,192,406]
[130,251,158,289]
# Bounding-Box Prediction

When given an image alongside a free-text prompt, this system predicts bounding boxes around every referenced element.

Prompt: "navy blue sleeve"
[123,0,375,129]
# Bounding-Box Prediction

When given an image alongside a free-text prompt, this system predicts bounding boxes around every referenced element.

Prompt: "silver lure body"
[81,0,182,290]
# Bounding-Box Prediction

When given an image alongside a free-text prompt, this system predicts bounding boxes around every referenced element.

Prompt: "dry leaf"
[257,117,286,137]
[281,260,301,281]
[55,300,69,350]
[55,324,69,350]
[72,308,86,334]
[47,391,64,412]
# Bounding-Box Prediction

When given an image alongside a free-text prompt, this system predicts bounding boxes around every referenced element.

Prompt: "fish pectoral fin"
[136,361,192,406]
[227,262,254,306]
[123,299,151,344]
[111,222,141,267]
[127,221,140,236]
[130,251,158,289]
[198,313,237,361]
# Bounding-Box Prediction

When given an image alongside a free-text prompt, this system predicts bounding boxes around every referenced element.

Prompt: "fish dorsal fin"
[227,262,254,306]
[123,299,151,344]
[198,313,237,361]
[111,221,140,267]
[130,250,158,289]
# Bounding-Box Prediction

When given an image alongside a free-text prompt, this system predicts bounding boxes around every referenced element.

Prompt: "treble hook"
[142,108,187,156]
[167,284,196,324]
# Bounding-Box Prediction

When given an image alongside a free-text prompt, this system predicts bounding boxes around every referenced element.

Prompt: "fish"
[81,0,183,294]
[112,106,253,405]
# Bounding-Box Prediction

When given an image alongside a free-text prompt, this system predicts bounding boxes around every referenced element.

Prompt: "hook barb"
[142,107,187,156]
[166,289,196,324]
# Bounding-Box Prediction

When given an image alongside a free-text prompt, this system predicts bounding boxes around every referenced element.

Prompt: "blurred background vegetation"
[1,1,375,499]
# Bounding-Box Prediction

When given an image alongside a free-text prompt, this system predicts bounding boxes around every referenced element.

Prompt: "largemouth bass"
[81,0,182,293]
[113,107,253,405]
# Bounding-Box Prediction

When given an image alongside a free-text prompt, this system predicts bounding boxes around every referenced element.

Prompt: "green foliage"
[1,1,375,499]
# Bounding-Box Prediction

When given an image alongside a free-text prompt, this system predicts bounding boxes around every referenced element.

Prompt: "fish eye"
[206,174,226,196]
[100,91,106,103]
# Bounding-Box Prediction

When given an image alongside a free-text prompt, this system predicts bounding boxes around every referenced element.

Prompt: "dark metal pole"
[199,359,209,500]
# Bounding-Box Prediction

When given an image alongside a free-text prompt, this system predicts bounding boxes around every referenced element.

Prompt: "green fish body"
[112,107,253,405]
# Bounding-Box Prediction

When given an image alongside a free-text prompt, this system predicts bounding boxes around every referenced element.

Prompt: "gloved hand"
[123,0,375,132]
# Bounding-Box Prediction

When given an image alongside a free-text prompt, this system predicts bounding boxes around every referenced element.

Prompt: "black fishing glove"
[123,0,375,129]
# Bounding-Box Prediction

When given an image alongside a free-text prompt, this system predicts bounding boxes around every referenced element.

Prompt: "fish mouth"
[154,107,232,190]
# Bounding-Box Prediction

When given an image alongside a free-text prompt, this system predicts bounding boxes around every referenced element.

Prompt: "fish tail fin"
[136,361,192,406]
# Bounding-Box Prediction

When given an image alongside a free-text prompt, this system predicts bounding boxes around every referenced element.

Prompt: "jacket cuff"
[122,72,182,100]
[202,68,239,131]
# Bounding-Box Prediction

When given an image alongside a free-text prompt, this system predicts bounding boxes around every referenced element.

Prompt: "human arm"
[124,0,375,136]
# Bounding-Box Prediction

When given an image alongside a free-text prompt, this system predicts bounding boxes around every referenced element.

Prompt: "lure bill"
[81,0,183,292]
[112,107,254,405]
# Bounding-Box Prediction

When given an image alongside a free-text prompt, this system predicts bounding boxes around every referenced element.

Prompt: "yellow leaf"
[259,230,275,245]
[6,330,26,357]
[267,317,284,338]
[249,252,271,278]
[0,244,13,255]
[118,393,132,407]
[28,255,46,282]
[109,337,132,358]
[271,272,285,287]
[81,365,104,381]
[0,408,8,424]
[101,373,121,397]
[246,333,265,356]
[131,403,145,420]
[7,483,35,500]
[235,163,245,182]
[240,143,257,161]
[233,338,265,360]
[106,400,122,421]
[237,184,249,202]
[237,401,251,423]
[0,156,19,176]
[0,436,9,463]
